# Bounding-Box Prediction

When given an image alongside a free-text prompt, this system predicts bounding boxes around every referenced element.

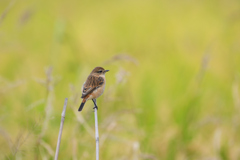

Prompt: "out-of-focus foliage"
[0,0,240,159]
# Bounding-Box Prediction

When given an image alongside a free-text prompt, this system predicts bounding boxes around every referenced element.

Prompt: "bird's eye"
[98,70,102,73]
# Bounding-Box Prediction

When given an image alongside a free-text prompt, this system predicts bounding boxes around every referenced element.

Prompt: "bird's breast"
[88,83,105,100]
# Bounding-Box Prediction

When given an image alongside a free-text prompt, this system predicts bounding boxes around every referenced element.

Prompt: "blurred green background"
[1,0,240,159]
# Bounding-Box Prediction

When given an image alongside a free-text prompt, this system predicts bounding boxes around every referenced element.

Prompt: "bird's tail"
[78,99,86,112]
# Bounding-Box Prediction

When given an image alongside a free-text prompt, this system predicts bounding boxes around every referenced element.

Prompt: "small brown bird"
[78,67,109,111]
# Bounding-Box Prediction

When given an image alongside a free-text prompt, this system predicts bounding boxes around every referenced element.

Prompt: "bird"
[78,67,109,112]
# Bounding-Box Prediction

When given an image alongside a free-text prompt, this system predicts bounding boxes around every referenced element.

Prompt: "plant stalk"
[54,98,68,160]
[94,102,99,160]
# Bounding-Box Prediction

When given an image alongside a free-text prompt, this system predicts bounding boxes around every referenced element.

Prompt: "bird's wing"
[81,75,104,98]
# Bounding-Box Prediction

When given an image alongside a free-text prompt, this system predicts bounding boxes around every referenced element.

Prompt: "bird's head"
[91,67,109,76]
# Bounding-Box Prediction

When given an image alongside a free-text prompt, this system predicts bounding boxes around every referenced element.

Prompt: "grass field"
[1,0,240,159]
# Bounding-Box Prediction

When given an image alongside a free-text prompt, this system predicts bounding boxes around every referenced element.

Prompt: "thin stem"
[54,98,68,160]
[93,99,99,160]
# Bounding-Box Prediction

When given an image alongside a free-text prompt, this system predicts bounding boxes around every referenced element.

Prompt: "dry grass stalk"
[94,106,99,160]
[54,98,68,160]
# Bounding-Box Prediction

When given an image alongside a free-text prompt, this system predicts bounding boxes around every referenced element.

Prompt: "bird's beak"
[104,70,109,73]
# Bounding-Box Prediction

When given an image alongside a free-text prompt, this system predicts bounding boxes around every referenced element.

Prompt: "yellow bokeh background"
[1,0,240,159]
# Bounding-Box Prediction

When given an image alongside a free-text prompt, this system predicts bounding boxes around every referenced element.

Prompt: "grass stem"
[54,98,68,160]
[94,103,99,160]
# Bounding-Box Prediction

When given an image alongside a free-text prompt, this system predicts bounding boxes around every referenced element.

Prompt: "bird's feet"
[92,99,98,111]
[93,106,98,110]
